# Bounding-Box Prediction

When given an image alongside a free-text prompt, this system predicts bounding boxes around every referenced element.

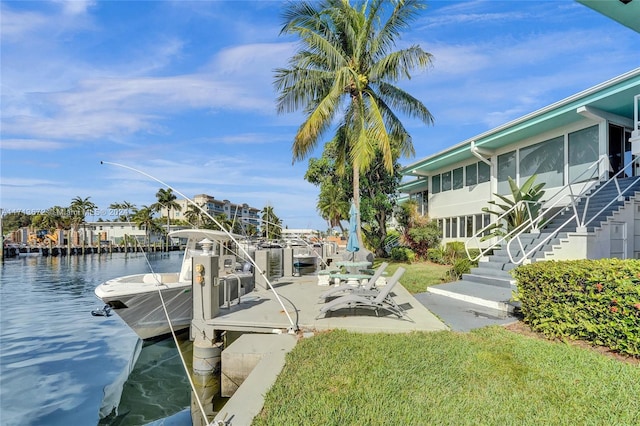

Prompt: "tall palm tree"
[70,196,97,246]
[151,188,182,250]
[275,0,434,246]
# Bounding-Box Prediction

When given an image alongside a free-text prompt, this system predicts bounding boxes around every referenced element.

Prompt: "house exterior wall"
[422,119,611,245]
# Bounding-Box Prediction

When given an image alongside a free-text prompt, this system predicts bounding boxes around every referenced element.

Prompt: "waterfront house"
[400,68,640,262]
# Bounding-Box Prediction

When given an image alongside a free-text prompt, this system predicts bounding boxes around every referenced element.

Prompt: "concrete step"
[460,272,515,288]
[427,280,518,313]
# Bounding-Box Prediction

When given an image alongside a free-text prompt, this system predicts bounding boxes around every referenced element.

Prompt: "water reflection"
[0,253,185,426]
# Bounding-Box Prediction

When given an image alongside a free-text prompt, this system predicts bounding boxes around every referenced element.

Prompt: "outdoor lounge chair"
[316,267,406,319]
[318,262,389,302]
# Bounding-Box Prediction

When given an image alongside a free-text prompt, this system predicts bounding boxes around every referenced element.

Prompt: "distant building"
[281,229,320,240]
[87,221,164,245]
[159,194,261,228]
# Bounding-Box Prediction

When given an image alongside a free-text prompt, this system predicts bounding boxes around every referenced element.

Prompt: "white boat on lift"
[94,229,254,340]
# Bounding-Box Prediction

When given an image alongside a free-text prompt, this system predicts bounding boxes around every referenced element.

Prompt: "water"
[0,252,192,426]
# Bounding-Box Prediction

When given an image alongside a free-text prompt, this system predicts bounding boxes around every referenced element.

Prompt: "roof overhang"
[576,0,640,33]
[402,68,640,177]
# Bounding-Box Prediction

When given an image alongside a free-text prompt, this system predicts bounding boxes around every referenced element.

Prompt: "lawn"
[254,327,640,425]
[371,259,451,294]
[254,260,639,425]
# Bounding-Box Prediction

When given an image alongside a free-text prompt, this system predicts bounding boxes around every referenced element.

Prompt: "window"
[432,174,441,194]
[478,161,490,183]
[520,136,564,187]
[465,164,477,186]
[569,125,599,182]
[442,171,452,191]
[466,216,474,237]
[497,151,516,195]
[459,217,465,238]
[444,218,450,238]
[451,217,457,238]
[452,167,464,190]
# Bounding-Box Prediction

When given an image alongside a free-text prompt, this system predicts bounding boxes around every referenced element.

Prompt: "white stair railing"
[507,156,640,264]
[465,157,605,262]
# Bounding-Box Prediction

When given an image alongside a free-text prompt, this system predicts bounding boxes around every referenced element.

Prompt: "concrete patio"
[202,273,450,334]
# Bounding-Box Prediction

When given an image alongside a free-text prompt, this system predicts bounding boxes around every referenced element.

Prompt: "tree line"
[2,189,284,246]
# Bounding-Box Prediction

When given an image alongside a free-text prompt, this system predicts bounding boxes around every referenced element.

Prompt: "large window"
[441,171,452,192]
[520,136,564,187]
[432,174,441,194]
[478,161,490,183]
[497,151,516,195]
[452,167,464,190]
[465,164,477,186]
[569,125,599,182]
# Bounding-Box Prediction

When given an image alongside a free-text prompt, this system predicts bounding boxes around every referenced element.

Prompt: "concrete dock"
[206,273,448,425]
[202,273,449,335]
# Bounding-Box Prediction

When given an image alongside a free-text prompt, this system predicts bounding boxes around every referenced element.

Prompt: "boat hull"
[97,283,193,340]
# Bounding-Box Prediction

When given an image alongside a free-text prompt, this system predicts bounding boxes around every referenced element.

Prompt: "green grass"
[254,328,640,425]
[372,259,451,294]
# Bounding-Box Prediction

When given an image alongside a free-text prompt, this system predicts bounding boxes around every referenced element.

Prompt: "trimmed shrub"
[390,246,416,263]
[512,259,640,357]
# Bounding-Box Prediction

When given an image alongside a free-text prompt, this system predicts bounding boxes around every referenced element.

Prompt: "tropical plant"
[481,175,546,240]
[109,201,137,222]
[395,199,441,259]
[151,188,182,250]
[317,183,349,232]
[184,202,207,228]
[70,196,97,245]
[275,0,434,248]
[132,206,161,247]
[261,206,282,240]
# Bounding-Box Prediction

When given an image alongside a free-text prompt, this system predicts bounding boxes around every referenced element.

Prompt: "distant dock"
[2,244,182,259]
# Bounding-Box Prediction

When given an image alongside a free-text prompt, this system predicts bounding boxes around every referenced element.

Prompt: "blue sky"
[1,0,638,231]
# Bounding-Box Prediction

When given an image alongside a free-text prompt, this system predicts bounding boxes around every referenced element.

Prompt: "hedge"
[512,259,640,357]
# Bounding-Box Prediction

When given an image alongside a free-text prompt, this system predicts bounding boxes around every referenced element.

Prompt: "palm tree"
[70,196,97,246]
[275,0,434,247]
[109,201,137,222]
[261,206,282,240]
[317,183,349,233]
[132,206,160,247]
[184,202,207,228]
[151,188,182,251]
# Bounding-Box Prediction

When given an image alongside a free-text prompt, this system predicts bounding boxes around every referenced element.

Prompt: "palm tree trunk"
[353,165,363,247]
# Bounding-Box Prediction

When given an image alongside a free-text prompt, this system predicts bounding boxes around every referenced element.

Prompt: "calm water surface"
[0,252,192,426]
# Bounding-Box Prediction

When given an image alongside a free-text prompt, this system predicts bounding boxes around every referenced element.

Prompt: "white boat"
[94,229,254,340]
[292,253,317,276]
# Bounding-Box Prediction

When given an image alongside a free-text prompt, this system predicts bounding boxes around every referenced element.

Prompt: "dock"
[199,273,449,334]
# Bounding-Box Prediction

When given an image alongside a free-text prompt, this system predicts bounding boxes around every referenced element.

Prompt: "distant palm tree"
[109,201,137,222]
[261,206,282,240]
[275,0,434,246]
[132,206,161,247]
[184,202,207,228]
[70,196,97,246]
[151,188,182,250]
[317,183,349,233]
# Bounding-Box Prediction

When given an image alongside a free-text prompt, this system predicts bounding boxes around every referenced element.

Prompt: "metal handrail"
[465,156,605,261]
[507,156,640,264]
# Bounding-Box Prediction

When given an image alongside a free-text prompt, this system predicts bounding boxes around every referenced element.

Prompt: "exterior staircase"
[427,176,640,314]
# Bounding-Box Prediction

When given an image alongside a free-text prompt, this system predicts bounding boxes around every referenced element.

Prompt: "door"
[609,124,633,178]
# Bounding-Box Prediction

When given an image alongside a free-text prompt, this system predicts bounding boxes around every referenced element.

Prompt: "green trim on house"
[402,68,640,180]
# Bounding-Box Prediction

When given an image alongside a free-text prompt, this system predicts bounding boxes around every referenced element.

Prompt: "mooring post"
[283,247,293,277]
[254,250,270,290]
[191,253,222,426]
